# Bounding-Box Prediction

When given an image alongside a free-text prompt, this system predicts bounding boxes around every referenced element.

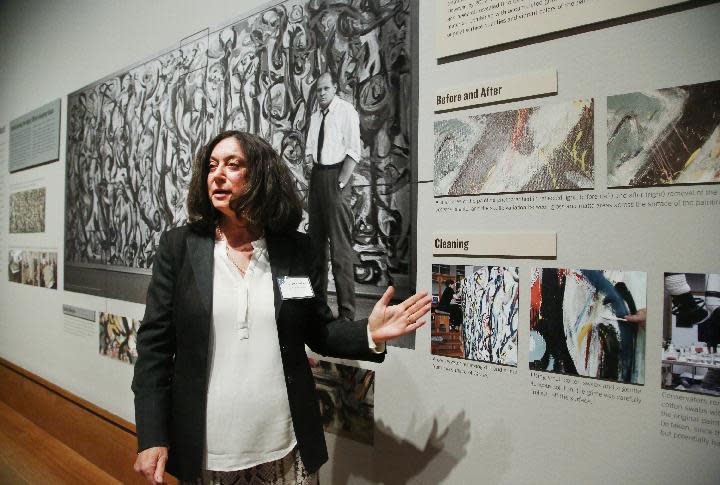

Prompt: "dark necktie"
[317,108,328,163]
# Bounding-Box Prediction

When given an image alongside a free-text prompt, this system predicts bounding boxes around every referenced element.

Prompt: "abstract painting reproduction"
[9,187,46,233]
[99,312,138,365]
[432,265,519,366]
[310,360,374,445]
[530,268,647,384]
[434,99,594,196]
[607,80,720,187]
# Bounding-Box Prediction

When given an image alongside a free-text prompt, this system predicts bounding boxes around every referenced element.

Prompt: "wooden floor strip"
[0,400,120,484]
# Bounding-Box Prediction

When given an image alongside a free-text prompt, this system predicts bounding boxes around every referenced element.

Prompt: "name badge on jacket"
[277,276,315,299]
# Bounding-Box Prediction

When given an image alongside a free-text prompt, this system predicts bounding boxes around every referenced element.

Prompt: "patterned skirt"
[179,448,319,485]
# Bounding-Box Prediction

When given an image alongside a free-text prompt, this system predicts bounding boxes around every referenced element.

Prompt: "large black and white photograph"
[9,187,46,233]
[64,0,415,331]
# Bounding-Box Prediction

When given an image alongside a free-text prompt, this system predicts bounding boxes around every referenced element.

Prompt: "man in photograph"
[305,72,362,320]
[438,280,463,331]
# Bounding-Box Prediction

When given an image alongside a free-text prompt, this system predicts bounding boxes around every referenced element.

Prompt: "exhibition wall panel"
[415,1,720,483]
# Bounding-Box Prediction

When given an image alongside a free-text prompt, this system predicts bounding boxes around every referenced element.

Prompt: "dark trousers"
[308,163,355,320]
[449,304,463,329]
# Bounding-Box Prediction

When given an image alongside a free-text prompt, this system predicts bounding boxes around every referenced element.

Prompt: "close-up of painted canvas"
[99,312,138,365]
[434,99,594,196]
[310,360,374,445]
[9,187,46,234]
[529,268,647,384]
[432,266,519,366]
[607,79,720,187]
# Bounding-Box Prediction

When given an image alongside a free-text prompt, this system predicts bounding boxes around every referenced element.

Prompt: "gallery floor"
[0,400,119,484]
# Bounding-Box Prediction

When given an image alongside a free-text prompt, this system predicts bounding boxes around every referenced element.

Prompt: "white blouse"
[204,237,296,471]
[304,96,362,165]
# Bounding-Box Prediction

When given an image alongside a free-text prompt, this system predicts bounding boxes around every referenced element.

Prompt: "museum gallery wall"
[1,1,719,484]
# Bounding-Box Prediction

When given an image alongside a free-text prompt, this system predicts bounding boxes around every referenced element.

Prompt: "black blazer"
[132,225,385,481]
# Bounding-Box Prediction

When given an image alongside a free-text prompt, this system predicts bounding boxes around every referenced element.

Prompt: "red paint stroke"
[510,108,529,150]
[530,270,542,329]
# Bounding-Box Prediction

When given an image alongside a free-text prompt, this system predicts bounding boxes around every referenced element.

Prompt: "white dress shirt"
[204,238,296,471]
[305,95,362,165]
[204,236,384,471]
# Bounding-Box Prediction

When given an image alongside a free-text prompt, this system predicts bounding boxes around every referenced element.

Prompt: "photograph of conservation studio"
[661,273,720,396]
[1,1,719,484]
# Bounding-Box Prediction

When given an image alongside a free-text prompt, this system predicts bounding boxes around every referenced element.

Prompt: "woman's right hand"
[134,446,168,484]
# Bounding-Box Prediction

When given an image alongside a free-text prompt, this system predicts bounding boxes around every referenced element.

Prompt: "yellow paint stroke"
[567,129,590,175]
[577,322,593,348]
[543,101,592,187]
[683,148,701,170]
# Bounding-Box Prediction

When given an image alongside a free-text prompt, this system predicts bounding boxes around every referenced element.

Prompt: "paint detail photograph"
[99,312,139,365]
[434,99,594,196]
[7,249,23,284]
[9,187,46,233]
[64,0,414,318]
[529,268,647,385]
[661,273,720,396]
[310,359,374,445]
[7,249,57,289]
[607,79,720,187]
[431,264,519,365]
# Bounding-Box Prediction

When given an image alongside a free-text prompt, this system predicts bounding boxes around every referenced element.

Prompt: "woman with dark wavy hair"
[132,131,430,485]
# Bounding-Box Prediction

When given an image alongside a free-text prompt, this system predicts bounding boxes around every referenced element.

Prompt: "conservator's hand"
[369,287,432,343]
[134,446,168,484]
[624,308,647,329]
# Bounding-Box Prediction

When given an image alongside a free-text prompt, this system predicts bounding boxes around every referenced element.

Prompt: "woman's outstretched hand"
[369,287,432,343]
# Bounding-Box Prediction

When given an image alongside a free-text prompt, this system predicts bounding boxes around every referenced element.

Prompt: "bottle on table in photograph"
[702,346,711,364]
[664,369,673,386]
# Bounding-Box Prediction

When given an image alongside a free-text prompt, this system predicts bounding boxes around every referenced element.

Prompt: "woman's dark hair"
[187,130,302,235]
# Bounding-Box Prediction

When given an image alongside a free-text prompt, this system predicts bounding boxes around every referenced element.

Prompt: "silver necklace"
[216,226,251,276]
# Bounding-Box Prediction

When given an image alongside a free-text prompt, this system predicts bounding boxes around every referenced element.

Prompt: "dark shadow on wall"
[329,411,516,484]
[329,411,472,484]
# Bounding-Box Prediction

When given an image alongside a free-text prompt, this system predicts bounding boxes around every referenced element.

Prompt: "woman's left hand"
[368,287,432,343]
